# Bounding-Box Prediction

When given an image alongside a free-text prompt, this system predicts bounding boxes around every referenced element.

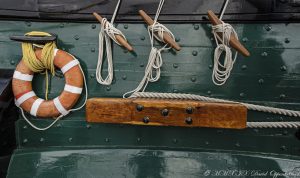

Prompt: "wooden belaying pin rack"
[139,10,181,51]
[207,10,250,57]
[93,12,133,51]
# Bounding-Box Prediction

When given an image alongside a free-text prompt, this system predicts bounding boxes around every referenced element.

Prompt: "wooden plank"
[86,98,247,129]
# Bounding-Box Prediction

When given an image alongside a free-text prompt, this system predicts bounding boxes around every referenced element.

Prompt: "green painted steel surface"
[7,148,300,178]
[1,20,300,177]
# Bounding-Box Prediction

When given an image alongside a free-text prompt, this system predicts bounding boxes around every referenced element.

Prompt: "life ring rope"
[15,55,88,131]
[13,31,88,131]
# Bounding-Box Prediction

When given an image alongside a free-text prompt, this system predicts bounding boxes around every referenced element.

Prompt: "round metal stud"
[91,48,95,52]
[10,60,15,65]
[175,37,180,42]
[191,77,196,82]
[241,65,247,70]
[284,38,290,43]
[186,107,193,114]
[265,25,272,31]
[136,105,144,111]
[194,24,199,30]
[143,117,149,124]
[74,35,80,40]
[59,23,64,28]
[173,63,178,68]
[185,117,193,124]
[192,51,198,56]
[161,109,169,116]
[106,86,111,91]
[124,24,128,29]
[91,24,96,29]
[122,75,127,80]
[140,36,145,40]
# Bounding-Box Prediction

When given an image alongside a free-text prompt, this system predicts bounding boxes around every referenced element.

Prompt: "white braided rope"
[211,0,238,86]
[247,122,300,128]
[123,0,175,98]
[130,92,300,128]
[96,0,127,85]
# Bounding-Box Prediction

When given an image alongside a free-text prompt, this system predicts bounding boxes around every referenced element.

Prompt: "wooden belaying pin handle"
[207,10,250,57]
[138,10,181,51]
[93,12,133,51]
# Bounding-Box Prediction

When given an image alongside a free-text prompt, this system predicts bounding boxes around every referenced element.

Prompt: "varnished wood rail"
[86,98,247,129]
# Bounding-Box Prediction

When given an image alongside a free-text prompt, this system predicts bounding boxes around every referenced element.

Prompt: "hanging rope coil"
[123,0,175,98]
[211,0,238,86]
[22,31,57,100]
[96,0,127,85]
[212,22,238,86]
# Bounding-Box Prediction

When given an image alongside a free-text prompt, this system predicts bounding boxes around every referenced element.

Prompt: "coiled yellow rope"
[21,31,57,100]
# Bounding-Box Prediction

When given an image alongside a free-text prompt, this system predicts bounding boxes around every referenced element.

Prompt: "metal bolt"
[140,63,144,67]
[242,37,248,42]
[175,37,180,42]
[91,24,96,29]
[173,89,178,93]
[284,38,290,43]
[23,139,28,143]
[185,117,193,124]
[105,138,110,142]
[194,24,199,30]
[173,63,178,68]
[10,60,15,65]
[122,75,127,80]
[56,123,62,128]
[240,93,245,97]
[74,35,79,40]
[265,25,272,31]
[136,105,144,111]
[241,65,247,70]
[90,74,95,78]
[280,145,287,150]
[124,24,128,29]
[40,138,44,142]
[161,109,169,116]
[191,77,196,82]
[59,23,64,28]
[140,36,145,40]
[143,117,149,124]
[280,94,286,99]
[192,51,198,56]
[86,124,91,129]
[208,64,213,69]
[68,138,73,142]
[91,48,95,52]
[25,21,31,27]
[23,125,28,129]
[205,141,209,145]
[258,79,264,84]
[283,130,288,135]
[254,129,259,133]
[173,139,177,143]
[137,138,141,142]
[106,86,111,91]
[235,143,240,147]
[207,90,212,95]
[186,107,193,114]
[261,52,268,57]
[280,65,287,71]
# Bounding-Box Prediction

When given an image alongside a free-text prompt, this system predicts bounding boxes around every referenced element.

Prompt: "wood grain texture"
[207,10,250,57]
[86,98,247,129]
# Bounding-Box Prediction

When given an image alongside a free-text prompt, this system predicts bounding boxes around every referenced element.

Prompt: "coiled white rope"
[123,0,175,98]
[130,92,300,128]
[211,0,238,86]
[96,0,127,85]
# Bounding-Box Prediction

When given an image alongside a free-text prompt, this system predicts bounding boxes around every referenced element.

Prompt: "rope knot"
[148,22,175,44]
[100,18,127,46]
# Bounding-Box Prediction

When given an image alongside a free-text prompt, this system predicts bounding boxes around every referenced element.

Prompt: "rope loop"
[148,22,174,45]
[212,21,238,86]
